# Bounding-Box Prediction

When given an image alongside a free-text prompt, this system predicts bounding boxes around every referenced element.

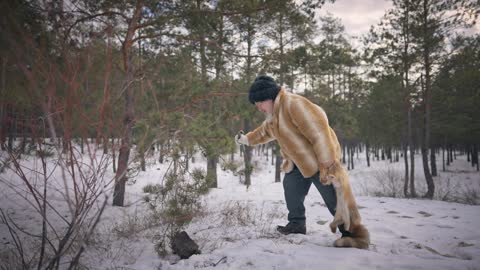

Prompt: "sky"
[314,0,479,47]
[316,0,392,38]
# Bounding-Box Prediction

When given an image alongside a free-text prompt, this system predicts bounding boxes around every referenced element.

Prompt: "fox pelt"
[320,161,370,250]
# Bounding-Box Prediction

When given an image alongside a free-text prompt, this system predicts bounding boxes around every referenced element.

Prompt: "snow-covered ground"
[1,146,479,270]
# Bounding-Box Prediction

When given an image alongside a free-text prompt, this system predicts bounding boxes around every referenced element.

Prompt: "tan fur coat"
[245,89,341,178]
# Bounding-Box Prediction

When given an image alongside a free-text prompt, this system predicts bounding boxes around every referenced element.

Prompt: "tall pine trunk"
[365,141,370,167]
[350,145,354,170]
[242,15,255,186]
[113,54,134,206]
[408,111,415,197]
[403,142,409,197]
[275,14,287,183]
[430,145,437,176]
[474,144,479,171]
[442,140,446,172]
[275,144,281,182]
[0,56,6,150]
[420,0,434,199]
[207,155,218,188]
[113,1,142,206]
[243,119,253,186]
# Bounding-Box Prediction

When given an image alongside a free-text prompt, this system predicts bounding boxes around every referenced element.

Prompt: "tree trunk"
[421,146,434,198]
[474,144,479,171]
[101,135,107,154]
[401,0,413,197]
[80,137,84,154]
[442,145,445,172]
[206,155,218,188]
[112,136,116,173]
[421,74,434,199]
[420,0,435,199]
[8,106,15,151]
[346,144,350,170]
[471,145,475,167]
[159,142,164,164]
[113,60,134,206]
[275,16,286,183]
[20,109,27,154]
[0,56,6,150]
[113,0,142,207]
[409,142,416,197]
[350,145,354,170]
[271,144,275,165]
[430,146,437,176]
[446,145,451,166]
[265,144,269,161]
[185,150,190,171]
[366,141,370,167]
[275,144,281,183]
[243,119,253,187]
[403,142,409,197]
[140,151,146,171]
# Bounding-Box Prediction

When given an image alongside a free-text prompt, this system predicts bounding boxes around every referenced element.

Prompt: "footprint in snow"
[435,225,455,229]
[386,210,413,218]
[458,241,474,247]
[316,220,329,225]
[418,211,433,217]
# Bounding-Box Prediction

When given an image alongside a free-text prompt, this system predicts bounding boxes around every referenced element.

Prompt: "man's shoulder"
[282,91,314,106]
[282,91,327,117]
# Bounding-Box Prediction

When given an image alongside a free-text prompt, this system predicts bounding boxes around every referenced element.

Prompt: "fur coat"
[245,89,341,178]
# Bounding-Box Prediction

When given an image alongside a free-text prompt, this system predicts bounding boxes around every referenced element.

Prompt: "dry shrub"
[218,201,283,238]
[371,166,405,198]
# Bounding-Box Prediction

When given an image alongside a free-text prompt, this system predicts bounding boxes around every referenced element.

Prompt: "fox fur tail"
[333,224,370,250]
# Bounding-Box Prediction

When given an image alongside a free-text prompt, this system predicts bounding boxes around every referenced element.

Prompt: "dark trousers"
[283,164,348,234]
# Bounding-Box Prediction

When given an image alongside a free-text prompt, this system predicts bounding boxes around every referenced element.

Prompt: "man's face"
[255,100,274,115]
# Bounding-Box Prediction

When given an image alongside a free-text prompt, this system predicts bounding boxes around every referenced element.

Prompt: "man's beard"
[265,113,273,122]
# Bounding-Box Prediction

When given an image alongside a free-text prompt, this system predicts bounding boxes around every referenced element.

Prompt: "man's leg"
[283,166,312,225]
[312,175,352,236]
[278,165,312,234]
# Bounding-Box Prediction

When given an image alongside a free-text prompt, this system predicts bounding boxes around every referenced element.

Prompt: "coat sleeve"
[245,120,276,146]
[287,96,341,170]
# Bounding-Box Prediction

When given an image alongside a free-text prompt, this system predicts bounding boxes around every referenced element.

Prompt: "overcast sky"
[314,0,479,45]
[314,0,392,47]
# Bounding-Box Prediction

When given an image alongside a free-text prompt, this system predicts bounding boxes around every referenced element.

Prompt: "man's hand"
[235,130,249,146]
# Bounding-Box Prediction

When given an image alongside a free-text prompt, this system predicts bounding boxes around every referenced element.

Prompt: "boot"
[276,223,306,235]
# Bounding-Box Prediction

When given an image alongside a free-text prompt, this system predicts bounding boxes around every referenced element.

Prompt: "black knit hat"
[248,75,281,104]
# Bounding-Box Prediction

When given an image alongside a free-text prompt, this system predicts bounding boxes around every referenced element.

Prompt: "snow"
[1,145,479,270]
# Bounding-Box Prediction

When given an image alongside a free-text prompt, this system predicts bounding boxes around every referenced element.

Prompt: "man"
[235,75,352,238]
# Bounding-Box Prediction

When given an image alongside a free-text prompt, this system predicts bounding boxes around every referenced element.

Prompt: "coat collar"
[270,88,287,137]
[273,88,287,119]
